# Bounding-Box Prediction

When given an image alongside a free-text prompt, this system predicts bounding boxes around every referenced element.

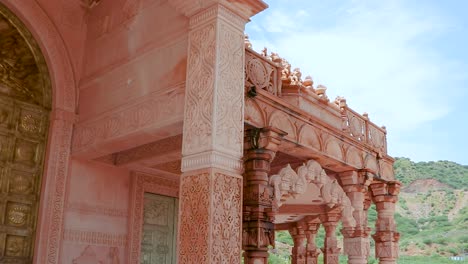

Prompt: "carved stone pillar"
[177,3,253,263]
[340,171,372,264]
[242,127,285,264]
[370,181,401,264]
[320,210,341,264]
[290,225,307,264]
[304,219,321,264]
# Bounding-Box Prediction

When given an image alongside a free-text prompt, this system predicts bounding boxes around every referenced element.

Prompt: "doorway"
[141,193,178,264]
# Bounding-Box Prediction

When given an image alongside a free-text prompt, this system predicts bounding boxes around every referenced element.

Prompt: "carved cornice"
[181,150,243,173]
[189,3,247,30]
[169,0,267,22]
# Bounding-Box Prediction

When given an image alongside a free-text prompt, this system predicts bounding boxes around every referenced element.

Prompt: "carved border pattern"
[181,151,243,173]
[178,173,210,264]
[43,118,74,264]
[72,85,184,153]
[211,173,242,263]
[66,202,128,217]
[63,229,127,247]
[127,172,179,264]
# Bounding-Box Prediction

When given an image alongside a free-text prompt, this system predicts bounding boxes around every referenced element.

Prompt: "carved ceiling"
[0,7,50,108]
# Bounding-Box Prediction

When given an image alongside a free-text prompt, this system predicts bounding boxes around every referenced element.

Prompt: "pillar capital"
[245,126,287,153]
[370,181,401,197]
[168,0,268,21]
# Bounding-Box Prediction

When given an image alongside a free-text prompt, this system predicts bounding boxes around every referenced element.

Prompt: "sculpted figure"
[290,68,302,85]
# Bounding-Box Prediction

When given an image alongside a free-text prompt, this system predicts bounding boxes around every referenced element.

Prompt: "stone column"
[177,3,249,264]
[290,225,307,264]
[243,127,285,264]
[304,219,321,264]
[320,210,341,264]
[340,171,372,264]
[370,181,401,264]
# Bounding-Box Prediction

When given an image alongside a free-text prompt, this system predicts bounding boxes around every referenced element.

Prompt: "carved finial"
[303,75,314,89]
[316,85,329,102]
[270,52,282,64]
[81,0,101,9]
[334,96,347,107]
[381,126,387,132]
[290,68,302,86]
[280,59,292,83]
[363,112,369,119]
[244,34,252,49]
[261,47,268,57]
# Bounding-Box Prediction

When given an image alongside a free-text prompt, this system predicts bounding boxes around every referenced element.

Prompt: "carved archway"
[0,2,77,263]
[0,5,51,262]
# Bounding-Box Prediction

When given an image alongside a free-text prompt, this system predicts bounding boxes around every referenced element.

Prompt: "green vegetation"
[394,157,468,189]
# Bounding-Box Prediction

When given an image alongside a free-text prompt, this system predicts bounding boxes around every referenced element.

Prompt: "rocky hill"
[394,158,468,258]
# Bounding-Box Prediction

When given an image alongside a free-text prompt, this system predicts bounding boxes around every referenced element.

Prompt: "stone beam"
[113,135,182,167]
[72,86,184,159]
[278,204,325,215]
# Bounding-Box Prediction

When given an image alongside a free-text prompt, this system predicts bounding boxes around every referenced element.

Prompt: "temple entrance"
[141,193,178,264]
[0,4,51,262]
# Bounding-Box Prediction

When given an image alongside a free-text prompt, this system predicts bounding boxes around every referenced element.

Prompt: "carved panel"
[183,6,246,159]
[214,21,244,156]
[211,173,242,263]
[178,173,210,264]
[245,51,278,95]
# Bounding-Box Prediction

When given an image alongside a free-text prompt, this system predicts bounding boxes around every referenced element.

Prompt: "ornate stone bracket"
[269,160,356,228]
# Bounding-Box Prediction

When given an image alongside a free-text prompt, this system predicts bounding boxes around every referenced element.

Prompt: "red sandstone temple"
[0,0,400,263]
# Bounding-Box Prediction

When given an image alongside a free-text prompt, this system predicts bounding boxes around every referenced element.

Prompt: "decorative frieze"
[63,230,127,247]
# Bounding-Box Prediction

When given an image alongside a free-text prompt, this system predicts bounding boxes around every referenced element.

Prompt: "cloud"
[246,0,466,159]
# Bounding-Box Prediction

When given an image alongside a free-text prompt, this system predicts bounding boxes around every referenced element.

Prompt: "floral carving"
[179,173,210,264]
[182,22,216,156]
[215,22,244,155]
[211,173,242,263]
